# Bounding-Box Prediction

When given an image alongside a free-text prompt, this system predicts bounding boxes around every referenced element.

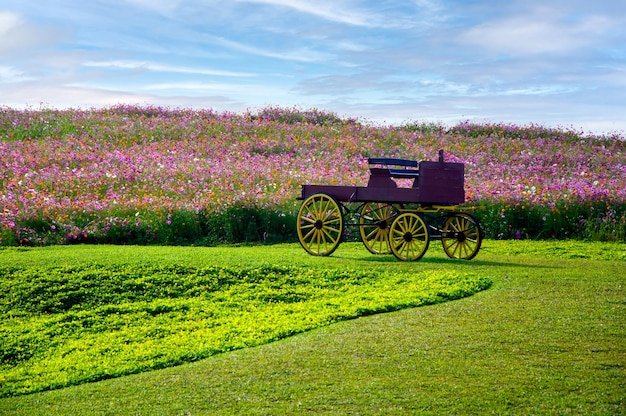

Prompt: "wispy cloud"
[0,11,65,55]
[461,9,615,56]
[0,11,21,35]
[235,0,447,30]
[142,81,286,96]
[83,60,254,77]
[124,0,183,14]
[0,65,33,83]
[235,0,381,27]
[208,36,330,63]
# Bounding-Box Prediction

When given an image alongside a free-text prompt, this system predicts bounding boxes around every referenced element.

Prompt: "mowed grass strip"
[1,241,625,415]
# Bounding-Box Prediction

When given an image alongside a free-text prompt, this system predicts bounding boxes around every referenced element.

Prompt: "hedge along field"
[1,105,625,246]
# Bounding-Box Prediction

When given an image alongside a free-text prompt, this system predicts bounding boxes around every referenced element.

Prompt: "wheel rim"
[359,202,394,254]
[389,213,429,261]
[297,194,344,256]
[442,213,482,260]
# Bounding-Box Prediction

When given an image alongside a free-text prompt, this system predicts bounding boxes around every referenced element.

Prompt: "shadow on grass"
[336,254,557,269]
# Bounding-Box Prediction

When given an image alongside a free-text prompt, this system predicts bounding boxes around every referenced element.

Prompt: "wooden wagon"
[296,150,483,261]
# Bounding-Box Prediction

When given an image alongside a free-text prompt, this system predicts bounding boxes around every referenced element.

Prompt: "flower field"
[1,105,625,245]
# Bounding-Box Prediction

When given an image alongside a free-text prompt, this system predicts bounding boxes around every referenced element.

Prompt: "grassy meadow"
[0,240,624,415]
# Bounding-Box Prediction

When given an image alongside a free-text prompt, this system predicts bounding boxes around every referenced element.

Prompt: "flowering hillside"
[1,105,624,245]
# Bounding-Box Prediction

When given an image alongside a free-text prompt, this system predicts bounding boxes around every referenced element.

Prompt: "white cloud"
[142,81,289,98]
[124,0,183,14]
[209,36,330,63]
[231,0,440,29]
[1,82,244,110]
[83,60,254,77]
[0,11,21,34]
[0,11,65,55]
[462,11,614,56]
[0,65,33,83]
[235,0,381,27]
[498,85,577,96]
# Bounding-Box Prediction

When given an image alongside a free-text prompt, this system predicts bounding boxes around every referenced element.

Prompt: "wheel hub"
[314,220,324,229]
[403,232,413,242]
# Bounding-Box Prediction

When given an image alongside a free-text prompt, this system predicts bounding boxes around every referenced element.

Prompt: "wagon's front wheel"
[389,212,429,261]
[441,213,482,260]
[359,202,394,254]
[297,193,344,256]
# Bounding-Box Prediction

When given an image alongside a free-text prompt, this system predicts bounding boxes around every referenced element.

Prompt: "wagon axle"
[448,230,465,242]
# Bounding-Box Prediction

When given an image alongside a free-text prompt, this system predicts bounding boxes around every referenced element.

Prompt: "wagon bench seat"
[367,157,420,187]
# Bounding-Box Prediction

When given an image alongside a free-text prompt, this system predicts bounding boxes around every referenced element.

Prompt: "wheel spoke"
[302,227,316,241]
[321,227,339,241]
[325,216,342,225]
[322,199,334,220]
[373,233,386,252]
[365,227,378,241]
[451,243,461,258]
[314,230,323,252]
[451,241,459,253]
[300,221,315,230]
[300,216,316,225]
[300,206,316,222]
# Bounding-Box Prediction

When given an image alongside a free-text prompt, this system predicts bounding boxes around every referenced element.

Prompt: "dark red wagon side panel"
[417,161,465,204]
[299,159,465,205]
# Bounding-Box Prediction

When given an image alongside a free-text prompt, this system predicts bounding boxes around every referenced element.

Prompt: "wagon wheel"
[441,212,482,260]
[297,193,344,256]
[359,202,395,254]
[389,212,429,261]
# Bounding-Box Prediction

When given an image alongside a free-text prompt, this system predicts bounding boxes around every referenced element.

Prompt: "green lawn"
[1,241,625,415]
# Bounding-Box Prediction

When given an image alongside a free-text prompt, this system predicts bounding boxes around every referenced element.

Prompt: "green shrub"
[3,201,625,247]
[249,106,353,126]
[473,200,626,241]
[199,206,297,244]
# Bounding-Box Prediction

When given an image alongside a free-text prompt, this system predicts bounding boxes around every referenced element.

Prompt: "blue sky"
[1,0,625,133]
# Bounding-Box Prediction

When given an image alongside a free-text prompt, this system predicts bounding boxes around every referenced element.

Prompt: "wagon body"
[299,160,465,205]
[296,151,482,261]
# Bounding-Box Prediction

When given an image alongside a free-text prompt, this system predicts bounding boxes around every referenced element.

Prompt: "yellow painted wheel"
[297,193,344,256]
[389,212,429,261]
[359,202,394,254]
[442,213,482,260]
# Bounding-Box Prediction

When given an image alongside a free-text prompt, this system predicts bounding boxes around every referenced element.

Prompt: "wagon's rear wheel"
[297,193,344,256]
[359,202,394,254]
[441,212,482,260]
[389,212,429,261]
